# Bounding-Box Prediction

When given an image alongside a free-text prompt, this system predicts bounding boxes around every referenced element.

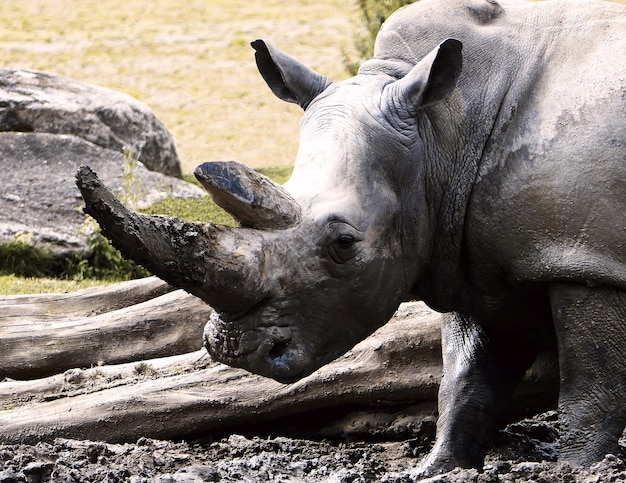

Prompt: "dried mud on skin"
[1,412,624,482]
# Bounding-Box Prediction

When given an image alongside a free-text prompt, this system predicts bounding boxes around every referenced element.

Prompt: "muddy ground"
[1,410,624,482]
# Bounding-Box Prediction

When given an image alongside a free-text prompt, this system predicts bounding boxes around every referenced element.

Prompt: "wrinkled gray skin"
[76,0,625,476]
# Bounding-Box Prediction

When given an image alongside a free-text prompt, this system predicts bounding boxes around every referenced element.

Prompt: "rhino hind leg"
[550,284,626,466]
[416,312,540,476]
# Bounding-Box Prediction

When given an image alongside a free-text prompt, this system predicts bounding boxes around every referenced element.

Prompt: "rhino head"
[76,38,462,383]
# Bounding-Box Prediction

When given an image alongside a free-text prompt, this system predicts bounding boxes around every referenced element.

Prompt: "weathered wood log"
[1,276,173,321]
[0,302,441,443]
[0,300,558,444]
[0,277,212,380]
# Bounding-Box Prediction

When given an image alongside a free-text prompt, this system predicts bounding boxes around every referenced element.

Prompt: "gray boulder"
[0,69,182,178]
[0,132,204,256]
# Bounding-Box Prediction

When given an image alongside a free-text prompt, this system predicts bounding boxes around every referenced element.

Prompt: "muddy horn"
[75,165,269,314]
[194,161,300,229]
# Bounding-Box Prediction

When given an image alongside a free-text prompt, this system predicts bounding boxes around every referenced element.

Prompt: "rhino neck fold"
[407,104,486,313]
[413,70,528,313]
[75,166,267,314]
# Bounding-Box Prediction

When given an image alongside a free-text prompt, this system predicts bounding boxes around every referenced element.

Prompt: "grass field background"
[0,0,357,174]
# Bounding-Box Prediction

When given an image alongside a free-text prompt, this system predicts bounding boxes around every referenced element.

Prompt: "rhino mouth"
[203,308,311,384]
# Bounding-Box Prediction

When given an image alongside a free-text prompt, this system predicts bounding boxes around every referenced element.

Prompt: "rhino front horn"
[75,165,269,314]
[194,161,301,230]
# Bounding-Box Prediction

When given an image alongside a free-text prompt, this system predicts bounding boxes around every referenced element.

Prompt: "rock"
[0,132,204,256]
[0,69,204,257]
[0,69,182,177]
[0,469,22,483]
[21,461,55,482]
[172,466,221,482]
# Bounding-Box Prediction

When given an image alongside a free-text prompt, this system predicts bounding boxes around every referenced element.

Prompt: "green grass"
[255,167,293,185]
[143,167,292,223]
[0,275,106,296]
[0,236,64,278]
[0,233,150,282]
[141,197,236,225]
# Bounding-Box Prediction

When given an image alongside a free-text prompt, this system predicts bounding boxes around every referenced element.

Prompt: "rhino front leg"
[550,284,626,466]
[417,312,539,476]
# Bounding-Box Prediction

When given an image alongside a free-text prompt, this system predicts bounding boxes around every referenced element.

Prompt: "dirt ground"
[1,410,624,482]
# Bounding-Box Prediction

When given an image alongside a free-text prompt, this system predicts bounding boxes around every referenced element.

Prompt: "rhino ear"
[387,39,462,116]
[252,39,332,110]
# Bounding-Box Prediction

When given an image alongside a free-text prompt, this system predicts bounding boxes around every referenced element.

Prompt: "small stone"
[22,461,55,481]
[0,469,23,483]
[63,369,84,385]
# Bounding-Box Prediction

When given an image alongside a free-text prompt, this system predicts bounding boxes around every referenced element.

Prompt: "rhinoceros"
[76,0,625,475]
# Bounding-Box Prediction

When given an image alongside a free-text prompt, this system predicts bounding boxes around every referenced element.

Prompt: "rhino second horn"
[194,161,301,230]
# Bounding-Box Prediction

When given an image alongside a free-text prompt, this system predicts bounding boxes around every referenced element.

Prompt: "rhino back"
[374,0,626,296]
[466,1,625,288]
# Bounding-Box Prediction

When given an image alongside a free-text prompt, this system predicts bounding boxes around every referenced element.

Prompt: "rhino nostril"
[268,341,289,362]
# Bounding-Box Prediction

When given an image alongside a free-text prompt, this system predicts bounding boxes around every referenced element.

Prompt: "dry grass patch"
[0,0,357,174]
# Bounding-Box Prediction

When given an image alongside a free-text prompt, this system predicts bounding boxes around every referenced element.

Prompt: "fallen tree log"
[0,277,211,380]
[0,298,558,444]
[1,276,173,321]
[0,302,442,443]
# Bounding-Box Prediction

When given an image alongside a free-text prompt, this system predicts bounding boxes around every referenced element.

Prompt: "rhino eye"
[336,235,356,250]
[329,234,358,263]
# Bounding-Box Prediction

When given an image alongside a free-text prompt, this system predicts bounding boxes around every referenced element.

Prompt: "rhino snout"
[203,312,306,383]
